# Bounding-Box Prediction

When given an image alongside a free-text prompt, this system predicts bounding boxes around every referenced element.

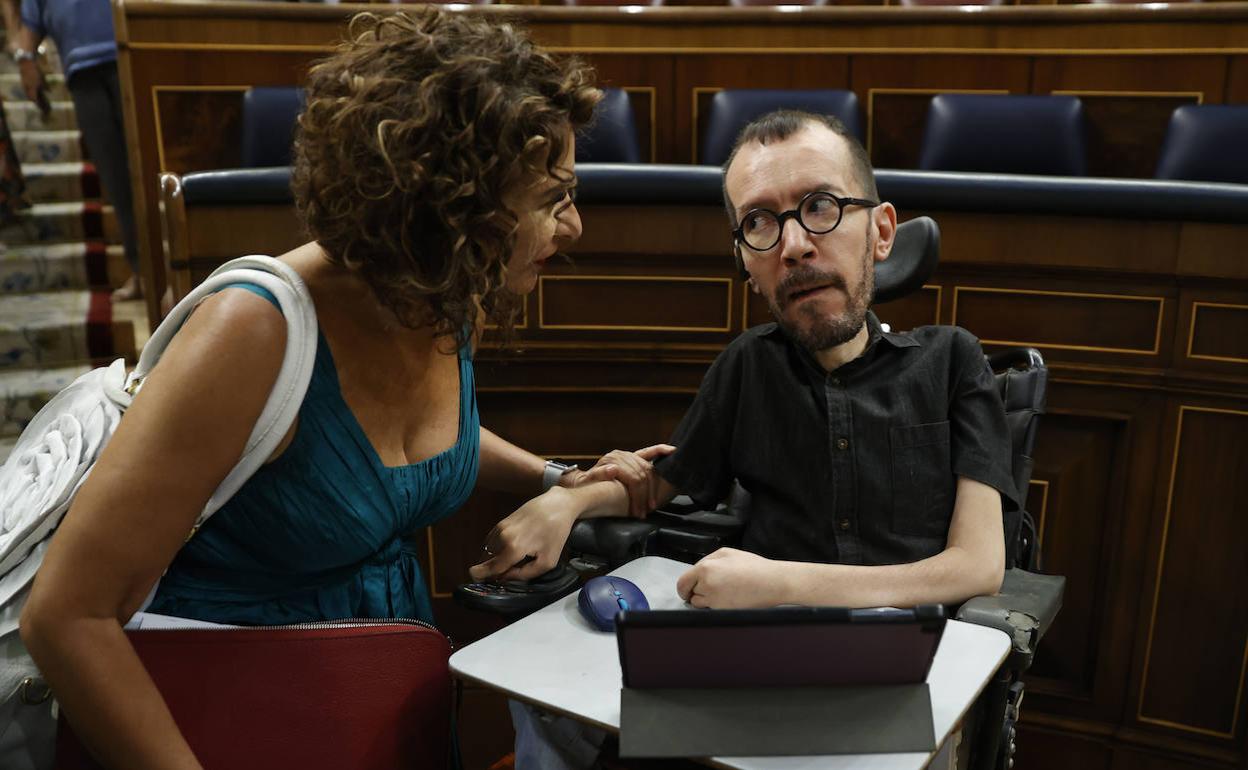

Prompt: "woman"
[20,10,661,768]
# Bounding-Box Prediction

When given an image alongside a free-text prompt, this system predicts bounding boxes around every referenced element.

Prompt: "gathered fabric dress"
[148,284,480,626]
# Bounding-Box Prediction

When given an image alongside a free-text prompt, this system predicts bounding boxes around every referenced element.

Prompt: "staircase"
[0,48,141,462]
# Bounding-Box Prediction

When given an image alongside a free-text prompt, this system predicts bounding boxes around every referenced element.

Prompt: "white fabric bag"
[0,256,318,770]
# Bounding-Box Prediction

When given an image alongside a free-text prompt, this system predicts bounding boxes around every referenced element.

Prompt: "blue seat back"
[241,87,306,168]
[576,88,642,163]
[700,89,863,166]
[918,94,1087,176]
[1155,104,1248,184]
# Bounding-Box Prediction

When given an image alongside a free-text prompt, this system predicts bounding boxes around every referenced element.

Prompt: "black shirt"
[654,312,1019,567]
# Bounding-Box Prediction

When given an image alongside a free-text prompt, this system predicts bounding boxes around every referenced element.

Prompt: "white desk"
[449,556,1011,770]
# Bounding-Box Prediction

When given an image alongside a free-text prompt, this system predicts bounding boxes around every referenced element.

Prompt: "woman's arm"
[20,290,287,770]
[478,426,674,517]
[467,480,631,582]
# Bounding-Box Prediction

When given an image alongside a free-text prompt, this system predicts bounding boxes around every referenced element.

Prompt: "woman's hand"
[469,487,581,582]
[564,444,675,518]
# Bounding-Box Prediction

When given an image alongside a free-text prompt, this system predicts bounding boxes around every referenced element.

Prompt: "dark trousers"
[66,61,139,273]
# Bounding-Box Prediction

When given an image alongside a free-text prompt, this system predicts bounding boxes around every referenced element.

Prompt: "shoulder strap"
[129,255,318,527]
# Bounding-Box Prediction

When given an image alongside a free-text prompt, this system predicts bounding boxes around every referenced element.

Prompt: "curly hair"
[292,9,599,347]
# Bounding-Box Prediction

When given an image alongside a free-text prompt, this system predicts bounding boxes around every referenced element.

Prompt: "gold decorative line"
[1049,89,1205,104]
[1030,479,1050,549]
[151,85,250,173]
[1186,301,1248,365]
[1137,405,1248,739]
[425,528,451,599]
[691,87,723,165]
[866,87,1010,160]
[928,284,943,326]
[538,275,733,332]
[622,86,658,164]
[130,42,333,53]
[950,286,1165,356]
[544,47,1248,57]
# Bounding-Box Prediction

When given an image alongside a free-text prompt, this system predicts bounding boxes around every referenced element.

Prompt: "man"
[650,109,1019,610]
[14,0,142,301]
[499,109,1020,770]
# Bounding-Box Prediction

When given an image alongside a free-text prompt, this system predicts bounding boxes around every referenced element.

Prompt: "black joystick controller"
[454,563,581,616]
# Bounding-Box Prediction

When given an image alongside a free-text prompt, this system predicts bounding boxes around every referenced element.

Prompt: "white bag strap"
[128,255,318,527]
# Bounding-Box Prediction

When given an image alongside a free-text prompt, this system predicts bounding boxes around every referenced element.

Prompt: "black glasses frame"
[733,191,880,253]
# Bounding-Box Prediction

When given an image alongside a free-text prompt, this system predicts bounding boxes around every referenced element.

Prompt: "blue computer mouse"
[577,576,649,632]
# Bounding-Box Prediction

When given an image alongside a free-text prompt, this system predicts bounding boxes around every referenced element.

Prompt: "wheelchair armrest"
[956,568,1065,670]
[567,518,661,566]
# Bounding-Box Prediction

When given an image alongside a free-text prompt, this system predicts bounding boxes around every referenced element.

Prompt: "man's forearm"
[775,547,1004,608]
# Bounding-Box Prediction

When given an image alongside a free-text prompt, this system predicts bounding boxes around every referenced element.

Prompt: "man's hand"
[18,56,44,102]
[676,547,788,609]
[566,444,674,518]
[469,488,580,583]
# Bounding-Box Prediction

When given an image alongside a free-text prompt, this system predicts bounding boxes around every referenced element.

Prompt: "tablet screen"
[616,606,946,689]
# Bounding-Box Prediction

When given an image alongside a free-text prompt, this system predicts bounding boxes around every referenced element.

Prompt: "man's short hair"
[721,110,878,227]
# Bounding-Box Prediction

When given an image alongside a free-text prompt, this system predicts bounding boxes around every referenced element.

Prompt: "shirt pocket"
[889,421,955,539]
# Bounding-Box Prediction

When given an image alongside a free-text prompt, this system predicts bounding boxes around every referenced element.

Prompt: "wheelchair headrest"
[873,216,939,305]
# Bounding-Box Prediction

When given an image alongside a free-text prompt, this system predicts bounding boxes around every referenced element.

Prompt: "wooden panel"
[929,212,1180,275]
[1138,406,1248,740]
[582,54,675,162]
[1015,722,1113,770]
[673,54,851,164]
[952,286,1166,357]
[1032,56,1226,178]
[183,205,307,265]
[1185,301,1248,366]
[154,89,245,174]
[873,285,941,332]
[1178,224,1248,282]
[539,275,733,331]
[1110,748,1237,770]
[1064,94,1199,179]
[1025,412,1123,702]
[1228,57,1248,104]
[851,56,1029,169]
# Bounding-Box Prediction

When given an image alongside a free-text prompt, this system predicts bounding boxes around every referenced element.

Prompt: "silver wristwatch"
[542,460,577,492]
[12,48,36,63]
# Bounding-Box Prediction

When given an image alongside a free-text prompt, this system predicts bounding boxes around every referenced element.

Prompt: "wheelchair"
[456,214,1064,770]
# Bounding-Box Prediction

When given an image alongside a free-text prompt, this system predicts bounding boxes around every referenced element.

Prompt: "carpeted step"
[0,289,134,371]
[13,129,83,164]
[3,99,76,131]
[20,161,100,204]
[0,72,70,102]
[0,201,117,244]
[0,363,91,438]
[1,241,115,293]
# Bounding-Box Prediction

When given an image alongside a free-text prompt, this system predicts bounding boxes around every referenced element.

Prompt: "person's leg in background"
[65,62,141,302]
[509,699,607,770]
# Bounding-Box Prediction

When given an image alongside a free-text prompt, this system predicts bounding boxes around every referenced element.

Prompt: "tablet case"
[616,606,942,757]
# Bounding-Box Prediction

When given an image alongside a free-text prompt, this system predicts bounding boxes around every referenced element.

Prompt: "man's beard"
[767,238,874,353]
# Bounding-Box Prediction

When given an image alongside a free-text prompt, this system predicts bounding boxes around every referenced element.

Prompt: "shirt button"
[838,519,851,531]
[836,438,849,450]
[829,377,841,387]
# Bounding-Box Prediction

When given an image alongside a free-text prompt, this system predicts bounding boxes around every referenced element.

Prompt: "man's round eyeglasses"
[733,191,880,253]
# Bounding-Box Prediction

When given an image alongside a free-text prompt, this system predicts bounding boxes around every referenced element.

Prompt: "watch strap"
[542,460,575,492]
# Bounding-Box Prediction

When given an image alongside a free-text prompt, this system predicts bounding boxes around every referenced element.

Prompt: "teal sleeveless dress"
[148,284,480,626]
